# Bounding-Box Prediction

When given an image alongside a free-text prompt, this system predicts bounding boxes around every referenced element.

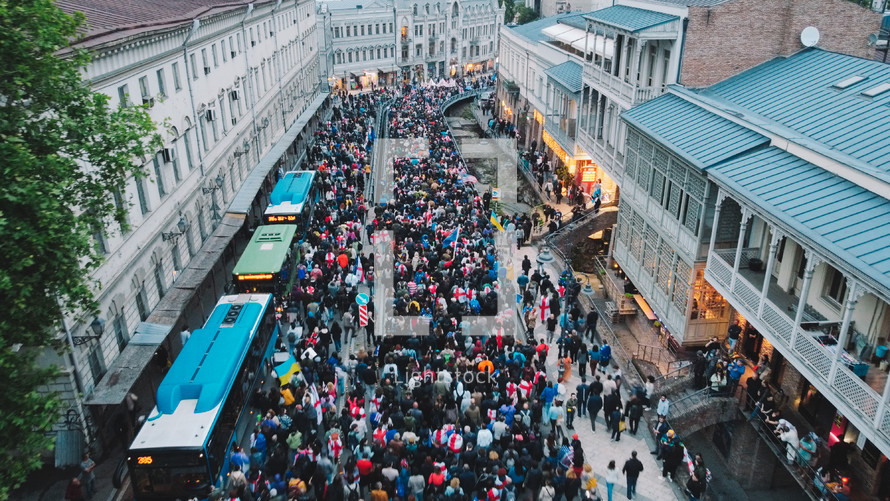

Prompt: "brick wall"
[680,0,882,88]
[776,358,807,410]
[725,421,781,489]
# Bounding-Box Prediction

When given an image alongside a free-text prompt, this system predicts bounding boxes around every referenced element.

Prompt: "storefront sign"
[534,110,544,125]
[581,168,598,183]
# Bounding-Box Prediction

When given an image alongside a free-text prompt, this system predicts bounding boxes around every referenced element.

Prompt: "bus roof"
[131,294,271,450]
[269,170,315,206]
[232,225,297,276]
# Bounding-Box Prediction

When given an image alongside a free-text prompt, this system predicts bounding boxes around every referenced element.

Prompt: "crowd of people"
[208,79,665,501]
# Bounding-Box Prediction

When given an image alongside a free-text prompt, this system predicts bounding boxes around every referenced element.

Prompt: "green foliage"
[0,0,162,496]
[516,5,539,24]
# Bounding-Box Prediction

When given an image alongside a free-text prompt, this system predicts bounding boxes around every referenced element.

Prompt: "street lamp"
[72,317,105,346]
[162,215,190,242]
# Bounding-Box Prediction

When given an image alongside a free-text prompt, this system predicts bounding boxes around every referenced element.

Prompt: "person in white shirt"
[476,427,493,449]
[492,417,509,440]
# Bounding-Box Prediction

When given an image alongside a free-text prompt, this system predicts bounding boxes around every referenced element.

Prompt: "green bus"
[232,224,297,297]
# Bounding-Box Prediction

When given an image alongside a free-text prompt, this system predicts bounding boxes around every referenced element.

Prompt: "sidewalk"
[14,445,131,501]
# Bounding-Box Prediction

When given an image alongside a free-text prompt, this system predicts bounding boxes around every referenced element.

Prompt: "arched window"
[413,4,418,15]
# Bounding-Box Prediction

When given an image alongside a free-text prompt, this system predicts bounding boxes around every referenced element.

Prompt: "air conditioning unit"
[206,109,217,121]
[204,66,211,75]
[231,117,237,126]
[161,148,176,163]
[230,89,241,101]
[231,50,237,58]
[142,97,155,107]
[269,30,274,37]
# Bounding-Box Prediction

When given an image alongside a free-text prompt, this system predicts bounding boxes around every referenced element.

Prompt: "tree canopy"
[0,0,162,497]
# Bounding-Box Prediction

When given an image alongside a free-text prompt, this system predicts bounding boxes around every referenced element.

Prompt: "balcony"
[575,129,623,185]
[704,249,890,454]
[582,63,665,106]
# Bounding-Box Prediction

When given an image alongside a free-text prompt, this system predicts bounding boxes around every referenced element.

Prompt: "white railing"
[762,301,793,343]
[706,254,732,288]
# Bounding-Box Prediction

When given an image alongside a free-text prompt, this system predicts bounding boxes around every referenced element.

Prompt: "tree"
[515,5,539,24]
[501,0,516,24]
[0,1,162,497]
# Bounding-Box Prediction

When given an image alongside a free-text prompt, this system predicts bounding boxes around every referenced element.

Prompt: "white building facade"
[48,0,327,456]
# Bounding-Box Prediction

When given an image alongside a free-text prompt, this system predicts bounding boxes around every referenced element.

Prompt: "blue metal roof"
[545,60,583,94]
[700,49,890,175]
[583,5,679,33]
[621,93,769,169]
[710,147,890,291]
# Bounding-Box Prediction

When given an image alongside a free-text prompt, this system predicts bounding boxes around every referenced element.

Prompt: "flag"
[274,355,300,386]
[540,295,550,322]
[443,227,460,247]
[356,260,364,283]
[309,384,323,425]
[490,212,505,232]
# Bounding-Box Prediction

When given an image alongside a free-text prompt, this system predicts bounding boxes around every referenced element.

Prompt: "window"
[334,27,340,38]
[212,44,219,67]
[183,128,195,171]
[87,343,106,383]
[112,310,129,351]
[117,84,130,107]
[152,154,166,197]
[346,26,351,37]
[221,39,228,62]
[825,267,847,304]
[250,27,256,46]
[190,53,199,80]
[91,222,107,255]
[201,48,210,74]
[154,258,166,300]
[156,69,166,98]
[236,33,242,52]
[135,178,150,215]
[172,62,182,91]
[135,284,149,321]
[376,24,380,34]
[390,23,393,33]
[171,141,181,183]
[361,25,365,36]
[112,189,129,231]
[172,243,183,273]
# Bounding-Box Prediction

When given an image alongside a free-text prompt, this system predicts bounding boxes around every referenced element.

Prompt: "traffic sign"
[358,304,368,326]
[356,293,369,305]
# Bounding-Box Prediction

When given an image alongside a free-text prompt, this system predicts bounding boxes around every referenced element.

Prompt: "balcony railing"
[704,251,890,453]
[582,63,665,105]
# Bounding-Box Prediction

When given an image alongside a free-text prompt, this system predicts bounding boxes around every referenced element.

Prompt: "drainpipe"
[241,3,262,163]
[182,18,205,176]
[271,0,286,130]
[676,18,689,85]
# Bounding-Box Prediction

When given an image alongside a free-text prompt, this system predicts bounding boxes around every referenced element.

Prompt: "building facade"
[621,47,890,491]
[319,0,503,90]
[48,0,327,458]
[571,0,882,346]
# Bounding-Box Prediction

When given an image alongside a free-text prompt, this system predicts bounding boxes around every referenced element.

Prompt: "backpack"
[346,483,360,501]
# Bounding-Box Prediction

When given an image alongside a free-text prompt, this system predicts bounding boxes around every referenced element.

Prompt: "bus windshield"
[131,464,211,499]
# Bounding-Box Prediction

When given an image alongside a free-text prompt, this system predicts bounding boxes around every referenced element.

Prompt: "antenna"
[800,26,820,48]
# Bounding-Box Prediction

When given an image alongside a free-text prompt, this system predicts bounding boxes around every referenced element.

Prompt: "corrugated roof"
[710,147,890,293]
[58,0,253,41]
[545,60,583,94]
[700,49,890,175]
[559,13,589,29]
[583,5,679,33]
[621,93,769,169]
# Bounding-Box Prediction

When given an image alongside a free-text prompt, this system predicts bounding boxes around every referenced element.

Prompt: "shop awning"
[633,294,657,320]
[542,24,576,40]
[84,215,244,406]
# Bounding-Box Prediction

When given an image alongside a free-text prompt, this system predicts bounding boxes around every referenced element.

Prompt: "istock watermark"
[369,136,523,339]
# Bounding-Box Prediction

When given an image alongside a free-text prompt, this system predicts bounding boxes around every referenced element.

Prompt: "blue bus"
[127,294,278,500]
[263,170,317,234]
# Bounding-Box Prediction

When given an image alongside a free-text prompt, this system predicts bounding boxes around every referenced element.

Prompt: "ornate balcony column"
[706,190,727,260]
[789,250,821,347]
[757,229,784,318]
[828,280,863,384]
[729,206,752,291]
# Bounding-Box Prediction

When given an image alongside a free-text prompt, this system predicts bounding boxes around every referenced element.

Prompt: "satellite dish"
[801,26,820,47]
[868,33,879,47]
